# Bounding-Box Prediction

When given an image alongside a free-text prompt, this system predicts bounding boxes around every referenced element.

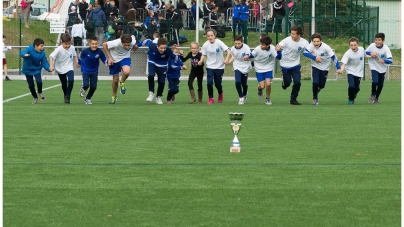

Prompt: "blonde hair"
[190,42,199,48]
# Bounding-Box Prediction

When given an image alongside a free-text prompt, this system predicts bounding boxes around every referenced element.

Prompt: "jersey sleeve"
[49,45,62,59]
[106,39,121,49]
[341,50,350,65]
[201,43,207,55]
[219,40,229,52]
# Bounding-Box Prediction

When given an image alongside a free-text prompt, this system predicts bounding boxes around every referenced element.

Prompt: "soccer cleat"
[109,96,117,104]
[207,98,214,104]
[374,99,379,104]
[5,76,11,81]
[155,96,163,104]
[311,99,318,106]
[172,95,175,101]
[80,87,86,97]
[348,100,354,105]
[166,100,171,104]
[368,95,376,104]
[218,93,224,103]
[238,97,244,105]
[84,99,92,105]
[243,92,248,103]
[146,91,155,102]
[38,93,46,101]
[32,98,38,104]
[265,98,272,105]
[257,88,263,99]
[119,82,126,94]
[64,96,70,104]
[290,100,301,105]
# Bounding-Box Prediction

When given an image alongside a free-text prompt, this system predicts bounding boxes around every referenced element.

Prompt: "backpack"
[216,26,226,38]
[20,0,28,9]
[123,25,141,41]
[107,21,115,34]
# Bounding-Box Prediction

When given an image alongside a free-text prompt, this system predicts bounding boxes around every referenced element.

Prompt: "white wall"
[365,0,401,49]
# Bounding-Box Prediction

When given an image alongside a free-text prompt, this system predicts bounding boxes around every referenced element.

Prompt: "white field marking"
[3,84,61,103]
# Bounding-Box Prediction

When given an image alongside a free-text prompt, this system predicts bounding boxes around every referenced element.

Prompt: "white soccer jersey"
[201,39,229,69]
[49,45,77,74]
[230,44,252,74]
[341,46,365,77]
[251,44,277,73]
[365,43,392,73]
[278,36,309,68]
[107,36,136,63]
[305,42,335,71]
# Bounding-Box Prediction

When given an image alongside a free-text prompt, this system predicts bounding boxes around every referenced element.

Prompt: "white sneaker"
[155,96,163,104]
[84,99,92,105]
[238,97,244,105]
[243,93,248,103]
[80,87,86,97]
[146,91,155,102]
[265,98,272,105]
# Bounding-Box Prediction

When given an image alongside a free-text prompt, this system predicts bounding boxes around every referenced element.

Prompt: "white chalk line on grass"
[3,84,61,103]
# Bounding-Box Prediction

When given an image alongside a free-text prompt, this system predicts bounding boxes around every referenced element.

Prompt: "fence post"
[362,0,366,80]
[243,20,248,44]
[387,65,390,81]
[19,17,22,74]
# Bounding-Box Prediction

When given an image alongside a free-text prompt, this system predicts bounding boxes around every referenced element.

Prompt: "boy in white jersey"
[199,29,231,104]
[225,35,251,105]
[337,37,365,105]
[245,35,281,105]
[102,34,137,104]
[275,25,309,105]
[49,34,79,104]
[365,33,393,104]
[303,33,341,106]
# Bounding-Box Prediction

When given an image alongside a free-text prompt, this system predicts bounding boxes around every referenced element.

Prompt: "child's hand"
[179,50,184,55]
[336,69,342,74]
[370,52,377,58]
[377,59,384,64]
[7,46,12,50]
[108,58,114,66]
[275,45,282,51]
[132,45,139,52]
[76,62,80,68]
[24,53,30,57]
[197,60,203,65]
[315,55,322,63]
[243,55,249,61]
[49,66,54,72]
[182,65,187,70]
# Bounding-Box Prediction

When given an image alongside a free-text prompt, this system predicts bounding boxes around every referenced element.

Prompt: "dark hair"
[158,13,163,17]
[89,36,98,42]
[375,33,385,41]
[151,18,156,22]
[33,38,45,46]
[61,33,72,43]
[260,36,272,46]
[121,34,132,43]
[234,35,243,42]
[349,37,359,44]
[290,25,302,36]
[74,18,82,24]
[311,33,322,41]
[157,38,168,46]
[153,31,160,36]
[3,35,5,38]
[259,33,267,39]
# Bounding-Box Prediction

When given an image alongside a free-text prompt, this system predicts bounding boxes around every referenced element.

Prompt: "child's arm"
[223,49,231,64]
[20,47,30,57]
[337,63,345,74]
[331,55,341,70]
[198,55,205,65]
[99,50,109,66]
[42,54,52,72]
[74,55,79,68]
[102,41,114,66]
[303,48,320,61]
[224,49,233,64]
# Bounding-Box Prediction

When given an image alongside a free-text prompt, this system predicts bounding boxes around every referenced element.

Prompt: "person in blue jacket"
[166,46,187,104]
[78,36,108,105]
[20,38,54,104]
[133,38,178,105]
[232,0,241,38]
[239,0,249,37]
[88,4,107,46]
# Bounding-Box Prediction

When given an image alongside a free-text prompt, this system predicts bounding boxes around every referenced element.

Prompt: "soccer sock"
[376,85,383,99]
[371,83,377,96]
[148,76,154,93]
[235,82,243,97]
[86,86,96,99]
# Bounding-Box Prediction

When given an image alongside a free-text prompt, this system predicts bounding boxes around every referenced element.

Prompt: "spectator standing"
[79,0,89,20]
[21,0,34,28]
[119,0,132,17]
[88,4,107,46]
[271,0,285,32]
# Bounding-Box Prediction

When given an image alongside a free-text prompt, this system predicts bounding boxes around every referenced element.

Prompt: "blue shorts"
[109,58,131,75]
[256,71,273,82]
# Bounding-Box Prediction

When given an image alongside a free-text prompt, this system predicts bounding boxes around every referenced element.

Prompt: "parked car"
[3,3,48,20]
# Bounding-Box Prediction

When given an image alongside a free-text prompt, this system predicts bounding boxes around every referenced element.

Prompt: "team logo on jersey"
[70,54,72,58]
[360,57,363,60]
[161,55,166,58]
[298,47,302,51]
[95,54,99,58]
[321,53,325,56]
[381,54,385,58]
[216,48,220,52]
[268,54,272,58]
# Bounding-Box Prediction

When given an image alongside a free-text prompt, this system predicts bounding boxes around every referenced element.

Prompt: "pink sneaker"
[207,98,214,104]
[218,93,224,103]
[172,95,175,101]
[166,100,171,104]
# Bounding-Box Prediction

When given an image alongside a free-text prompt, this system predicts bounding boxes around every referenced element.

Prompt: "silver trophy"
[229,112,244,153]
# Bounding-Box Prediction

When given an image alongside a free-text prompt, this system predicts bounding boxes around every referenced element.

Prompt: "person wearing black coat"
[170,6,182,45]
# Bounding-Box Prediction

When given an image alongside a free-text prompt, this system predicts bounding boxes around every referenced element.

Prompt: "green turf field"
[3,79,401,227]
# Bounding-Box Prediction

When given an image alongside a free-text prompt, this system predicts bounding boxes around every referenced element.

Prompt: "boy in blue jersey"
[102,34,137,104]
[365,33,393,104]
[20,38,54,104]
[303,33,340,105]
[133,37,178,105]
[166,46,187,104]
[78,36,108,105]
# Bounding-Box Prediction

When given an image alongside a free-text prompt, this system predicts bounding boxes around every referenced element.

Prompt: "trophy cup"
[229,112,244,153]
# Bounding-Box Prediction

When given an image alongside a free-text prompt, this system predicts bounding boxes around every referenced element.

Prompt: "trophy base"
[230,147,241,153]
